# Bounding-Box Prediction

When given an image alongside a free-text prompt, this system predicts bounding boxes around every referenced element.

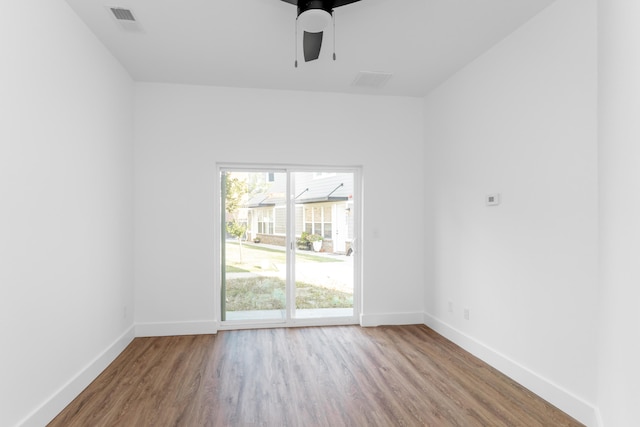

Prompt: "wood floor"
[49,325,583,426]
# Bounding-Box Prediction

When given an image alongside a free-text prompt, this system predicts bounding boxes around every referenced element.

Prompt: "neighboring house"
[242,172,354,254]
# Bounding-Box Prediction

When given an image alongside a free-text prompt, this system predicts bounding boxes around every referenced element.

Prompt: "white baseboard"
[17,326,135,427]
[360,311,424,327]
[423,312,598,427]
[135,320,218,337]
[594,408,603,427]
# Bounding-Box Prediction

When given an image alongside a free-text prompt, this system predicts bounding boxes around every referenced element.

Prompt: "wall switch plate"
[486,193,501,206]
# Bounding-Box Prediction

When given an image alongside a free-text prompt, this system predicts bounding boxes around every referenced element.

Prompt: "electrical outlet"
[464,308,470,320]
[448,301,453,313]
[486,193,501,206]
[123,305,128,319]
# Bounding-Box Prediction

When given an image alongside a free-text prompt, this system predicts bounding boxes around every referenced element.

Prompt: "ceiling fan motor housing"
[285,0,361,62]
[297,1,333,33]
[297,1,333,16]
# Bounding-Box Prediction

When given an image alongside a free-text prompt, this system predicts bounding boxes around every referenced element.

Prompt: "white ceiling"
[64,0,556,97]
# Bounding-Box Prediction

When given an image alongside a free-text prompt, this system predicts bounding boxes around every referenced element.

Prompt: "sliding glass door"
[293,171,354,319]
[220,167,358,326]
[221,170,288,321]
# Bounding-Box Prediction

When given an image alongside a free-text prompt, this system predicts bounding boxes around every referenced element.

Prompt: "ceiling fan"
[280,0,362,65]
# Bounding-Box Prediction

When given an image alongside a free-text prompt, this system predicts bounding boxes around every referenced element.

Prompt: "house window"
[322,205,332,239]
[304,207,314,234]
[303,204,332,238]
[257,209,273,234]
[313,205,322,237]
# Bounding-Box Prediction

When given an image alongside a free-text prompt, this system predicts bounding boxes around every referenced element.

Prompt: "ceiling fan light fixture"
[298,9,331,33]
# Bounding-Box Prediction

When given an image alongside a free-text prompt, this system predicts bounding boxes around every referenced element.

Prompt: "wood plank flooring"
[49,325,584,426]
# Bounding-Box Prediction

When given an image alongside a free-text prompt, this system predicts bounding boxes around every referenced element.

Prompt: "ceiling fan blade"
[280,0,360,7]
[333,0,361,7]
[303,31,323,62]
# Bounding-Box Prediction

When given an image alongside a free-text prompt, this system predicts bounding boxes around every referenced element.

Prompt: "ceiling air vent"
[110,7,136,21]
[106,6,143,33]
[352,71,393,89]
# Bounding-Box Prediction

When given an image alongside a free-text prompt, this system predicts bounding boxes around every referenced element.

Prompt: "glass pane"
[293,171,354,319]
[323,224,332,239]
[222,170,287,322]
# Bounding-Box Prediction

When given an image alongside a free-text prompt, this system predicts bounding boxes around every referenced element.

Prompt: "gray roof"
[246,172,353,208]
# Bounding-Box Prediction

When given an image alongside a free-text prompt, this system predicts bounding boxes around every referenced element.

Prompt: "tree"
[224,173,249,262]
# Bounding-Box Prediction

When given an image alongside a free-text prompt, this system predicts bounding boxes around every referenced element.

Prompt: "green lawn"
[224,276,353,311]
[225,265,250,273]
[224,240,352,311]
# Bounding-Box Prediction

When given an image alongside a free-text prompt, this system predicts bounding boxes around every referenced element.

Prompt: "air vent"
[352,71,393,89]
[106,6,143,33]
[110,7,135,21]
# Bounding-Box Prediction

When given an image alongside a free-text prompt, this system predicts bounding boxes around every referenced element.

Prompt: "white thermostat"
[486,193,501,206]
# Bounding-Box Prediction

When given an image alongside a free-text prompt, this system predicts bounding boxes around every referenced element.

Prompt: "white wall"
[597,1,640,426]
[0,1,134,426]
[7,0,629,426]
[423,0,598,424]
[134,83,424,332]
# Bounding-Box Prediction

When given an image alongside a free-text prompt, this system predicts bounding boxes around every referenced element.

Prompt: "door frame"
[214,163,363,330]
